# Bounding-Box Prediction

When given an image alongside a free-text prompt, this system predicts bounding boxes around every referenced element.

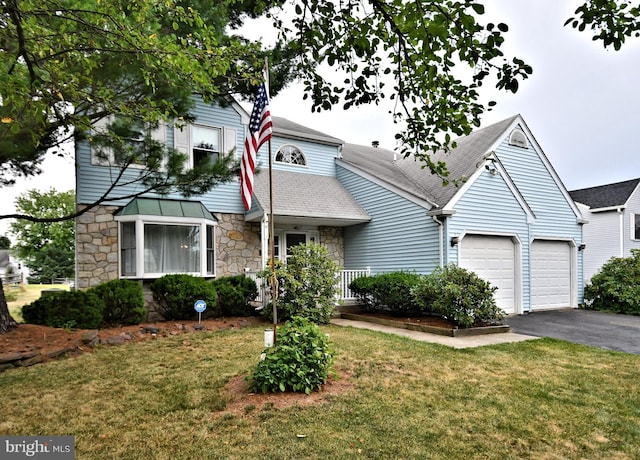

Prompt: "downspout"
[618,208,624,257]
[431,215,444,268]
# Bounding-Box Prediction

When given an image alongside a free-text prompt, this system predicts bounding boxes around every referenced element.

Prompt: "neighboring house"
[0,250,24,283]
[75,101,584,315]
[569,178,640,282]
[337,114,585,314]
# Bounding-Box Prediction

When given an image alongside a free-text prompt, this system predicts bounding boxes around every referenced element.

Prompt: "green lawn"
[6,283,70,323]
[1,324,638,459]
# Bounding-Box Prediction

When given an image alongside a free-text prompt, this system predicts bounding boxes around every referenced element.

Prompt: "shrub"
[22,290,104,329]
[90,279,147,326]
[210,275,258,317]
[349,271,421,315]
[583,249,640,315]
[412,265,505,328]
[151,274,219,320]
[248,316,335,394]
[348,275,377,311]
[260,243,339,324]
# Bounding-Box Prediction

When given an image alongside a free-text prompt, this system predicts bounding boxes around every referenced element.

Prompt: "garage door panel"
[531,241,571,310]
[459,235,516,314]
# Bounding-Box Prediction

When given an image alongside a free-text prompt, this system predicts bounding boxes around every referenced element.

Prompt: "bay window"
[116,199,217,278]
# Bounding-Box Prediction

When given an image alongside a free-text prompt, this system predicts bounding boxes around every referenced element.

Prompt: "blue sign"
[194,300,207,313]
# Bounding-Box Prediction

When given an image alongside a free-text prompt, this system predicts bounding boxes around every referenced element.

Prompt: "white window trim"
[115,214,217,279]
[279,230,319,262]
[90,116,167,169]
[174,123,237,168]
[274,144,308,167]
[632,212,640,241]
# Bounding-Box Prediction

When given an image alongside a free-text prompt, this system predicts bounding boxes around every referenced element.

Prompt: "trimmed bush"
[412,265,504,328]
[151,274,219,320]
[249,316,334,394]
[90,279,147,326]
[210,275,258,317]
[348,275,377,311]
[583,249,640,315]
[349,271,421,315]
[261,243,339,324]
[22,290,104,329]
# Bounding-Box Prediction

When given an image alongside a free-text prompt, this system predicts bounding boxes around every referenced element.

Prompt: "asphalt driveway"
[505,309,640,355]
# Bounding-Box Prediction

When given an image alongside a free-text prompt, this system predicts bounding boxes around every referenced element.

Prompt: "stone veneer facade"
[76,205,345,290]
[76,205,120,289]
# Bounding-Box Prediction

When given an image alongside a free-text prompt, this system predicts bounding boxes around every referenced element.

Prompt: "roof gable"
[569,178,640,209]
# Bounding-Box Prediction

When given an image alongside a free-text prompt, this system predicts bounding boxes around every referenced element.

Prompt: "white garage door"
[459,235,516,314]
[531,240,571,310]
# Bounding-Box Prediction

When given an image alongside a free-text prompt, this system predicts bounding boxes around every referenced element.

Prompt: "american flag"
[241,82,273,211]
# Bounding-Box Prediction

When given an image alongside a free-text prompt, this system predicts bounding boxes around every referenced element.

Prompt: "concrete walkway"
[331,318,538,349]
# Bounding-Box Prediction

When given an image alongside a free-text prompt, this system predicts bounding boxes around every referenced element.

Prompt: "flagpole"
[265,57,278,344]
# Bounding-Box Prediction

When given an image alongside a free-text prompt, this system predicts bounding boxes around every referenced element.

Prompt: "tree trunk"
[0,277,18,334]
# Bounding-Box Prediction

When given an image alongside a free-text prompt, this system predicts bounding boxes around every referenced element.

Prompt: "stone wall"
[76,205,119,289]
[319,226,344,268]
[216,213,262,276]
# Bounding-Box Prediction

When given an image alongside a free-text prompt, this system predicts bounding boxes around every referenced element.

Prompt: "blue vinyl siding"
[270,138,340,176]
[495,127,584,303]
[337,164,440,274]
[447,169,531,308]
[77,96,341,214]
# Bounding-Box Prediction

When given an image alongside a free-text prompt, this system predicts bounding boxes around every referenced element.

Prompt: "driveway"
[505,309,640,355]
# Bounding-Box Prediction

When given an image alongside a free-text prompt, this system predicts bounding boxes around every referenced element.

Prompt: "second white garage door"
[459,235,516,314]
[531,240,572,310]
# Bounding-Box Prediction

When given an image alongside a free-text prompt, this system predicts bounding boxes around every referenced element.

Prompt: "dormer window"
[275,144,306,166]
[508,129,528,149]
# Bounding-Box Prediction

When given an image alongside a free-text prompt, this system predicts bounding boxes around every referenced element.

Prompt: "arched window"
[275,144,306,166]
[508,129,528,149]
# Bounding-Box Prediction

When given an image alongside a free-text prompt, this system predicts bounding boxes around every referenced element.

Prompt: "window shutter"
[174,122,190,155]
[152,122,166,143]
[224,128,237,157]
[90,116,113,166]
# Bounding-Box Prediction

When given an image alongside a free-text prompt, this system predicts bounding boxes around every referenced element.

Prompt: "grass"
[5,283,70,323]
[0,324,639,459]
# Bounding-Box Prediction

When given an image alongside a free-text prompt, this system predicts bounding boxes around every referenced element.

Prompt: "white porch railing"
[245,268,370,304]
[339,268,371,301]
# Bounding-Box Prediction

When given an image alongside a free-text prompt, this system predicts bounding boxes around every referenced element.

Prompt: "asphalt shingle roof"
[340,115,519,208]
[272,117,344,146]
[252,169,371,225]
[569,178,640,209]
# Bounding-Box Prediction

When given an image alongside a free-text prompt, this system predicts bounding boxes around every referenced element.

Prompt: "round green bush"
[22,290,104,329]
[583,249,640,315]
[260,243,339,324]
[412,265,505,328]
[150,274,219,320]
[89,279,147,326]
[210,275,258,317]
[249,316,335,394]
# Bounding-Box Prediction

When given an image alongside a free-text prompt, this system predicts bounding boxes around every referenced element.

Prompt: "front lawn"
[0,324,638,459]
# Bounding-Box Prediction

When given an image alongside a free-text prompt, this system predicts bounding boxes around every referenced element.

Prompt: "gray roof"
[569,178,640,209]
[272,117,344,146]
[250,169,371,226]
[341,115,519,208]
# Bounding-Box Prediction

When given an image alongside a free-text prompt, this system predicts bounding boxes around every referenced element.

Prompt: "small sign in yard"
[194,299,206,324]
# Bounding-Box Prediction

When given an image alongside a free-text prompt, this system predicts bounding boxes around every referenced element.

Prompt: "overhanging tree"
[0,0,637,333]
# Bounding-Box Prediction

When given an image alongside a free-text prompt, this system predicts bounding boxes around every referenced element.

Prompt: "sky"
[1,0,639,237]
